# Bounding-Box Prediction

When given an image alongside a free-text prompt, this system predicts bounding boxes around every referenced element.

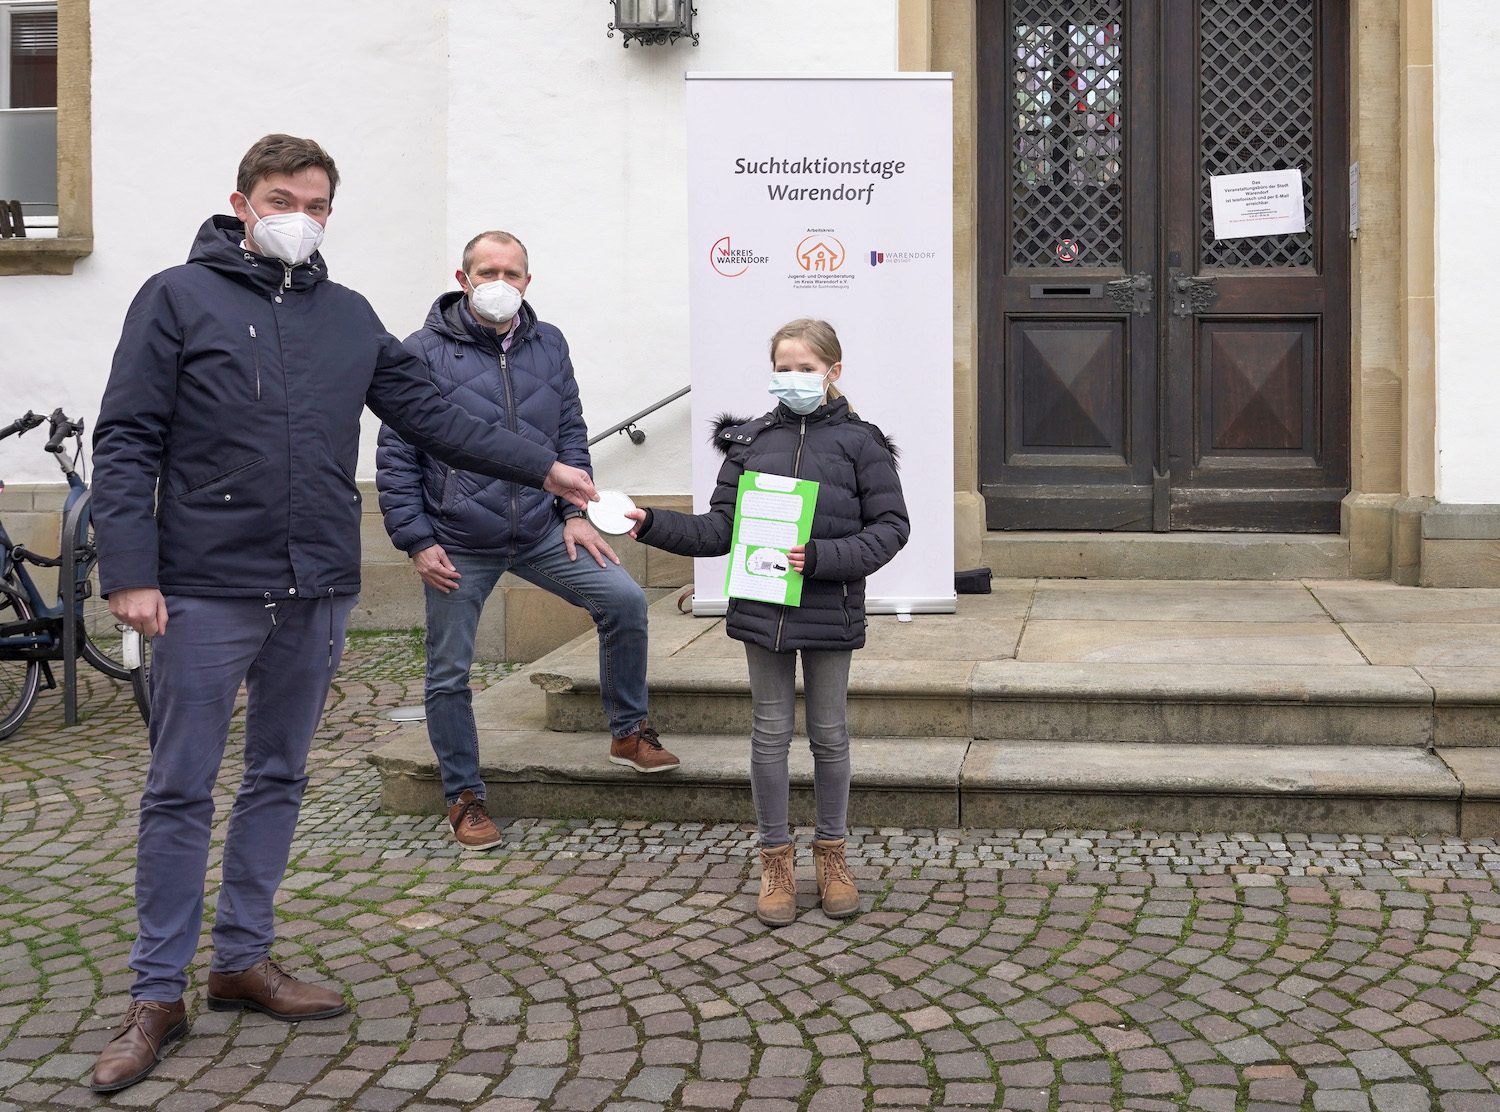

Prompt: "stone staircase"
[369,579,1500,836]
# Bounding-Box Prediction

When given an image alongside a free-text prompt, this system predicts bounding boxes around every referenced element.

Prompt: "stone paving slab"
[1029,579,1331,623]
[1346,624,1500,668]
[963,742,1461,834]
[7,632,1500,1112]
[1308,581,1500,625]
[1017,620,1368,665]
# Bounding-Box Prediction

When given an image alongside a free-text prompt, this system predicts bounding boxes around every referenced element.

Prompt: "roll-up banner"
[684,73,955,616]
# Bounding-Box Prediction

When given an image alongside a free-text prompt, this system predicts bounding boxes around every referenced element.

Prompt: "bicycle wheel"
[71,519,132,681]
[0,582,42,741]
[130,632,151,726]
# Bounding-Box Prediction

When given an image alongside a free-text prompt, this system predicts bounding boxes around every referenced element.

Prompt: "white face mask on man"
[466,276,524,323]
[241,195,324,267]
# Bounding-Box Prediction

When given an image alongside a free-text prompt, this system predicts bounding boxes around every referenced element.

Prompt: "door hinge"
[1169,268,1219,317]
[1106,272,1154,316]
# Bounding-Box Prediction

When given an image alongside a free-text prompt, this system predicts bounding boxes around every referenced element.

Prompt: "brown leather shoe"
[447,789,503,850]
[812,837,861,919]
[207,959,347,1021]
[756,843,797,927]
[609,722,681,773]
[90,998,187,1093]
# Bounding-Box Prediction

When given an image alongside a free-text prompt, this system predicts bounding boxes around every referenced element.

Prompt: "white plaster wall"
[444,1,898,493]
[0,0,897,493]
[0,0,448,484]
[1433,4,1500,504]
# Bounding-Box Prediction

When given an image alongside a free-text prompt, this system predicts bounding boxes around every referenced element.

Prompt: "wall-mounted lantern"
[608,0,698,48]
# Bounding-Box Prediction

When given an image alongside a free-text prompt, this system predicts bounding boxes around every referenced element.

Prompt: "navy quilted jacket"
[376,293,591,557]
[636,398,908,652]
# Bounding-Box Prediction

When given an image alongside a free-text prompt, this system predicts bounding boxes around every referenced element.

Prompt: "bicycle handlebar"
[0,411,45,441]
[44,408,84,454]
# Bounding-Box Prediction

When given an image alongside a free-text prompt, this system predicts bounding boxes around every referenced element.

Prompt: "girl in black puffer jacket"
[627,319,908,927]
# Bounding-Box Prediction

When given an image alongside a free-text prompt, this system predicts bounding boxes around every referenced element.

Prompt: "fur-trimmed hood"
[709,401,899,466]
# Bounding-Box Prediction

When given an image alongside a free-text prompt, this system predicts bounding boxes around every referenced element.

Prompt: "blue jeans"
[425,521,649,804]
[132,593,356,1002]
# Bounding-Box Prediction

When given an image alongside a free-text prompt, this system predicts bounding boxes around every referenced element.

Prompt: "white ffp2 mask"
[467,277,524,324]
[242,196,324,266]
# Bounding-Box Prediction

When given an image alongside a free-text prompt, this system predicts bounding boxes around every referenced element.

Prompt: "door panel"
[979,0,1349,533]
[979,0,1159,531]
[1163,1,1349,531]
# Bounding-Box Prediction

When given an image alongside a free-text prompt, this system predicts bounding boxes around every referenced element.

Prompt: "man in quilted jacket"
[377,231,680,850]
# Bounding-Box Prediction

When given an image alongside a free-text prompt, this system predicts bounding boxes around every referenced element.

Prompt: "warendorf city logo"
[869,249,937,267]
[709,236,768,278]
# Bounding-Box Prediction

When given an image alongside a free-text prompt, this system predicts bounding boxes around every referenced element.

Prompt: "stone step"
[981,532,1352,581]
[368,729,1486,836]
[531,660,1445,746]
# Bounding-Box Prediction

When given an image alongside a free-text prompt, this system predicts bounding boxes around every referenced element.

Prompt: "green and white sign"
[725,470,819,607]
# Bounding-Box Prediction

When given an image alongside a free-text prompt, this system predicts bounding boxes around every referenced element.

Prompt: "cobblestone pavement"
[2,633,1500,1112]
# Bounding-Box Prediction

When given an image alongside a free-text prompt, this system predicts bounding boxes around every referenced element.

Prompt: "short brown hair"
[236,134,340,202]
[462,230,529,275]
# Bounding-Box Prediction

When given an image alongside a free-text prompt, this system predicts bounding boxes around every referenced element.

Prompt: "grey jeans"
[743,642,853,847]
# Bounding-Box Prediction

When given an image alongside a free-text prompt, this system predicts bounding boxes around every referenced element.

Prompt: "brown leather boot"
[207,959,347,1021]
[609,721,681,773]
[812,837,861,919]
[756,843,797,927]
[90,998,187,1093]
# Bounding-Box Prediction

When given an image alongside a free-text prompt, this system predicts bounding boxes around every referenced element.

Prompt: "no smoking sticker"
[1055,238,1082,262]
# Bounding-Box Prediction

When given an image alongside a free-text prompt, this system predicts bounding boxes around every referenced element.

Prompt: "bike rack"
[58,488,89,727]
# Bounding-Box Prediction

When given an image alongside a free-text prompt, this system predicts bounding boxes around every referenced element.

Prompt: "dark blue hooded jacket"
[374,292,591,557]
[91,216,559,599]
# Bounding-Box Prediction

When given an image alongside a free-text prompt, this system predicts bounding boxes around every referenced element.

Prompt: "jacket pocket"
[439,468,458,513]
[170,455,268,499]
[248,324,262,400]
[841,582,851,631]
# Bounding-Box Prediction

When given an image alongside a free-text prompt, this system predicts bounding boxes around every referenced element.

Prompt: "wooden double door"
[978,0,1350,531]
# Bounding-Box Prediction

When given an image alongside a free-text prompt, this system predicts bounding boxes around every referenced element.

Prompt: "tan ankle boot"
[756,843,796,927]
[812,837,860,918]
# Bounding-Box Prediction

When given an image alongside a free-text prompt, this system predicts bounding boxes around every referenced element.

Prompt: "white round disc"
[586,489,638,535]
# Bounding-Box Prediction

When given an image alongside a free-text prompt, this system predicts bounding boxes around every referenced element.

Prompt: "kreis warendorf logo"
[710,236,768,277]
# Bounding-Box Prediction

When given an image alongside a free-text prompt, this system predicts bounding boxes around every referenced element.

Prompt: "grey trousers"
[130,594,355,1002]
[743,642,853,847]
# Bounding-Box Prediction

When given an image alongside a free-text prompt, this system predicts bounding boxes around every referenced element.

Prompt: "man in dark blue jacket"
[377,231,679,852]
[87,135,599,1094]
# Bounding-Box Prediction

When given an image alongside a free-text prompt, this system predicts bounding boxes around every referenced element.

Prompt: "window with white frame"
[0,2,59,236]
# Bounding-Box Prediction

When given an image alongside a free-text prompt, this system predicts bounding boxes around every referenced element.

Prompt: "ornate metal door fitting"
[1106,273,1154,316]
[1169,269,1219,316]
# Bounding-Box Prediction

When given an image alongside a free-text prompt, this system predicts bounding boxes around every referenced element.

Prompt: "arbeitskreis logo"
[710,236,768,277]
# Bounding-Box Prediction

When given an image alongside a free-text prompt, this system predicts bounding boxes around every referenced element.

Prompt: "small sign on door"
[1209,168,1307,240]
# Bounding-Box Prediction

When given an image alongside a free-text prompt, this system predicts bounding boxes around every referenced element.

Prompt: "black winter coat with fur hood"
[635,397,908,652]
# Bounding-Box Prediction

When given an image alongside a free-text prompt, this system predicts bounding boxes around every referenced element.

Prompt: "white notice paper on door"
[1209,168,1307,240]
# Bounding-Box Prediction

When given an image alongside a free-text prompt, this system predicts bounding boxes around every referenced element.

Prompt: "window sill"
[0,237,94,275]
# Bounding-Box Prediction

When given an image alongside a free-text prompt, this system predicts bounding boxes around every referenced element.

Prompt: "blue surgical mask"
[769,371,826,415]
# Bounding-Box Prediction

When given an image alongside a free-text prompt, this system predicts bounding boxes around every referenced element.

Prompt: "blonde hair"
[769,318,848,406]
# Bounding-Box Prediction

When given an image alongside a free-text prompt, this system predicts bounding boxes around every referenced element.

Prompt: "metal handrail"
[587,385,690,447]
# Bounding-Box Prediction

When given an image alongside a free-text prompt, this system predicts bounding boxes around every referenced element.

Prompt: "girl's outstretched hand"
[788,544,806,573]
[624,507,648,538]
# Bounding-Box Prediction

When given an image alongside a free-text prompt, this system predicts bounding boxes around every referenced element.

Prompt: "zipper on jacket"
[499,349,520,553]
[248,324,261,400]
[263,591,277,627]
[842,582,850,631]
[773,415,809,652]
[282,264,292,291]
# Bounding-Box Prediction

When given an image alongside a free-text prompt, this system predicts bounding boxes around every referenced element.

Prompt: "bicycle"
[0,408,146,739]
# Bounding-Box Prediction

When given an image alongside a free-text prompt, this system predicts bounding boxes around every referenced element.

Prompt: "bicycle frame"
[0,409,122,725]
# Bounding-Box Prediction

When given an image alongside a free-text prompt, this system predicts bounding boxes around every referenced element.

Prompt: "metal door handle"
[1106,273,1153,316]
[1169,269,1219,317]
